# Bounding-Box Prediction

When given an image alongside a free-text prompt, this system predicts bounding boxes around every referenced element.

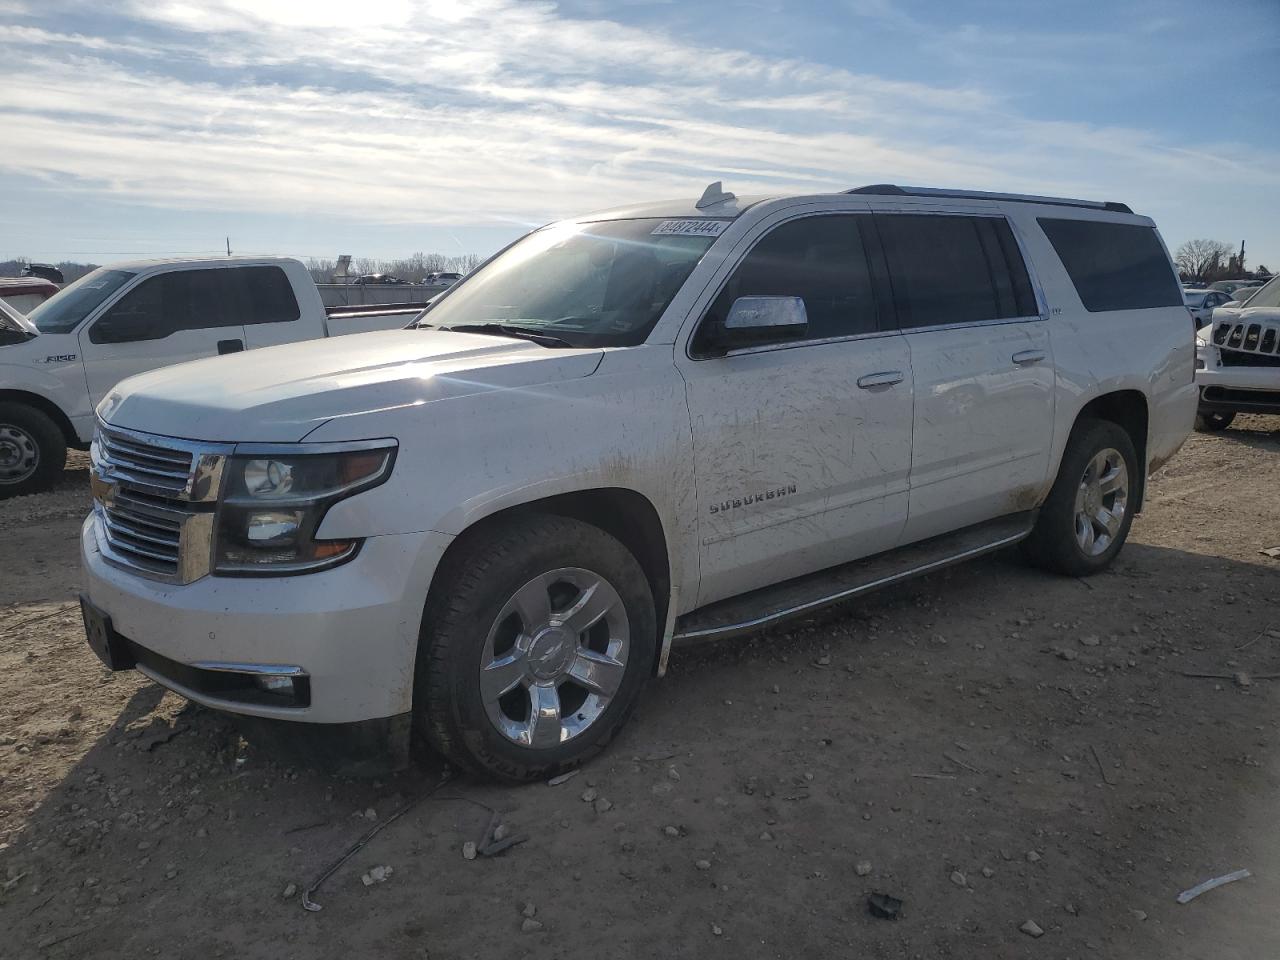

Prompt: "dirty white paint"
[82,189,1197,725]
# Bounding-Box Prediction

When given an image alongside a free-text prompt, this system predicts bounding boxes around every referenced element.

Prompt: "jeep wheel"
[1023,418,1137,577]
[416,514,655,781]
[0,403,66,499]
[1194,411,1235,433]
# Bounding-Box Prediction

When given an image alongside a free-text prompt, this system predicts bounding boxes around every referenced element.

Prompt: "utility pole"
[226,236,232,257]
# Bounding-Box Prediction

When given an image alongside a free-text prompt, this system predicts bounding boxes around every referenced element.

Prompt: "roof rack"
[845,184,1133,215]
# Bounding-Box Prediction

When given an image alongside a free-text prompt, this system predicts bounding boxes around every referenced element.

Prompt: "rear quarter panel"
[1004,205,1196,482]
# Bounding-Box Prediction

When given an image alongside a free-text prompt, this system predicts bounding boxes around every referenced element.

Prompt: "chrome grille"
[90,424,230,583]
[1212,317,1280,361]
[97,428,194,495]
[98,492,186,576]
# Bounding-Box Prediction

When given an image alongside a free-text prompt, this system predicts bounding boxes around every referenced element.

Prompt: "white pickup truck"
[79,183,1196,781]
[0,257,414,497]
[1194,275,1280,431]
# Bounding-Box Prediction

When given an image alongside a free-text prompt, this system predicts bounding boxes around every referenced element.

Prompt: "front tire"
[0,402,66,499]
[1023,418,1137,577]
[1194,411,1235,433]
[415,514,656,781]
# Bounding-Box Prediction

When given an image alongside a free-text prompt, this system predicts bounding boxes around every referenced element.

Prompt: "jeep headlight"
[214,443,395,575]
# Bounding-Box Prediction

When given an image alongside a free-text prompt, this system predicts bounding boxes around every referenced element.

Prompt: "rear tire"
[1023,418,1137,577]
[0,402,66,499]
[415,514,656,782]
[1194,411,1235,433]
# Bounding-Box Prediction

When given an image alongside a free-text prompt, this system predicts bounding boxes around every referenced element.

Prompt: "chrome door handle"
[1012,350,1046,365]
[857,371,904,389]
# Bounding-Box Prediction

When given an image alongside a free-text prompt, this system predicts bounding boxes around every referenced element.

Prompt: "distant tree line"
[0,259,101,283]
[2,253,485,286]
[306,252,485,284]
[1174,240,1270,283]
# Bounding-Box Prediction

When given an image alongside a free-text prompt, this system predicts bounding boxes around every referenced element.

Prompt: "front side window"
[1038,218,1183,312]
[90,269,236,343]
[876,214,1037,329]
[27,268,135,334]
[421,218,720,347]
[700,214,879,348]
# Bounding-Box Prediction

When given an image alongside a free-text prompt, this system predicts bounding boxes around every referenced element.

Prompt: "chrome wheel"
[1073,447,1128,557]
[0,424,39,485]
[479,567,630,749]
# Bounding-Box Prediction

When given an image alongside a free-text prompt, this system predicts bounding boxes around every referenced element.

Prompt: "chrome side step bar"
[672,512,1036,645]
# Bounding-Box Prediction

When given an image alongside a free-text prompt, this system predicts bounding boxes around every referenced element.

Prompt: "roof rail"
[845,184,1133,214]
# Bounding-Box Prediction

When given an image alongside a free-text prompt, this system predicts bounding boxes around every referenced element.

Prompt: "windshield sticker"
[651,219,730,238]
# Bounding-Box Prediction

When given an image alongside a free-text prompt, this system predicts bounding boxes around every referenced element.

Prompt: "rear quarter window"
[1038,218,1182,312]
[225,266,301,325]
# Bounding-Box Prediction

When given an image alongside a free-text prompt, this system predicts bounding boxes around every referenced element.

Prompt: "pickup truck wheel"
[417,514,656,781]
[0,403,66,499]
[1194,411,1234,433]
[1023,418,1137,577]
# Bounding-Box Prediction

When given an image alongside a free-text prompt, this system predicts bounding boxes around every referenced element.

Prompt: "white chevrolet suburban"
[0,256,411,498]
[79,184,1196,780]
[1194,275,1280,431]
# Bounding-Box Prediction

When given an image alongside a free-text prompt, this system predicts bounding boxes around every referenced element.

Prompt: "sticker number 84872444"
[650,219,730,238]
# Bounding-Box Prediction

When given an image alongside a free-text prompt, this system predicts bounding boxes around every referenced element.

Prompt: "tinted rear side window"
[224,266,301,325]
[1038,218,1182,312]
[876,215,1037,328]
[706,214,879,342]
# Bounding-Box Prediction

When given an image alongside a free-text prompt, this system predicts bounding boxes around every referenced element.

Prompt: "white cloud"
[0,0,1276,258]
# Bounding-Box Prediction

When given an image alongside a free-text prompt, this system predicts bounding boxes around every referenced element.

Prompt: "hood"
[100,329,605,442]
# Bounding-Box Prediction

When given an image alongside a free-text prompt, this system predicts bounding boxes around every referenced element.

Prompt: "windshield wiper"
[437,323,575,348]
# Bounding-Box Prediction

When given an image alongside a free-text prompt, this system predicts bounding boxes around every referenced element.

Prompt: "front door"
[79,269,246,409]
[677,212,914,608]
[873,211,1055,543]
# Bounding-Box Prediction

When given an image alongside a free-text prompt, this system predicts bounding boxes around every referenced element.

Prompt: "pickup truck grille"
[90,425,230,583]
[1212,318,1280,365]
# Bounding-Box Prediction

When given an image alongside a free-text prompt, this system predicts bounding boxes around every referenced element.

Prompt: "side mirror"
[93,312,156,344]
[699,296,808,357]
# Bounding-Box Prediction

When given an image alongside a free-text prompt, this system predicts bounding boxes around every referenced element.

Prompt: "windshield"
[1239,278,1278,308]
[421,218,724,347]
[27,268,135,334]
[1183,291,1207,306]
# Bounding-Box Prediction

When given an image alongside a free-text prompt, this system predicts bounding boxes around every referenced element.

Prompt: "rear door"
[230,265,308,349]
[79,269,247,408]
[873,211,1054,543]
[677,210,914,607]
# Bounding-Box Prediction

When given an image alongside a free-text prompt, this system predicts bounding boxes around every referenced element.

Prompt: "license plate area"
[80,595,136,671]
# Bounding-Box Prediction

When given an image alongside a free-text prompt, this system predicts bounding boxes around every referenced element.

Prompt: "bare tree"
[1175,239,1234,280]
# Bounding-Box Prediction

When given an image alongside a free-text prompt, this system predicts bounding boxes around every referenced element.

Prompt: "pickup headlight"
[214,442,395,575]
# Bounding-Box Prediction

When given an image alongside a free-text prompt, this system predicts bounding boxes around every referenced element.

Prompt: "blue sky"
[1,0,1278,268]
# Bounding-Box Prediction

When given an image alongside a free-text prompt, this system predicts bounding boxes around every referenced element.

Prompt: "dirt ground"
[2,420,1279,960]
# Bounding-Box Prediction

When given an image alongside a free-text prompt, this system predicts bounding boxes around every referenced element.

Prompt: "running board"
[672,512,1036,645]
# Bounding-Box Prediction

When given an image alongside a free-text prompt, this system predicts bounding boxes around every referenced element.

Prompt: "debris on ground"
[1176,868,1252,904]
[521,917,544,933]
[1020,919,1045,938]
[867,893,903,919]
[361,865,393,886]
[546,770,579,786]
[462,841,477,861]
[1259,546,1280,559]
[855,861,873,877]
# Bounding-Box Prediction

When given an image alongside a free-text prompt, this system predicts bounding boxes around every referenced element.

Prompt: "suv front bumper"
[81,515,452,725]
[1196,347,1280,415]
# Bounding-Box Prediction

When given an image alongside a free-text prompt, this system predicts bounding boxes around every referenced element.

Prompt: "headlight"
[1195,335,1208,348]
[214,443,395,575]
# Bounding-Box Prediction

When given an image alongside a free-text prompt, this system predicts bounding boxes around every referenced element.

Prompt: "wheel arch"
[0,389,79,447]
[425,486,672,674]
[1071,389,1149,510]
